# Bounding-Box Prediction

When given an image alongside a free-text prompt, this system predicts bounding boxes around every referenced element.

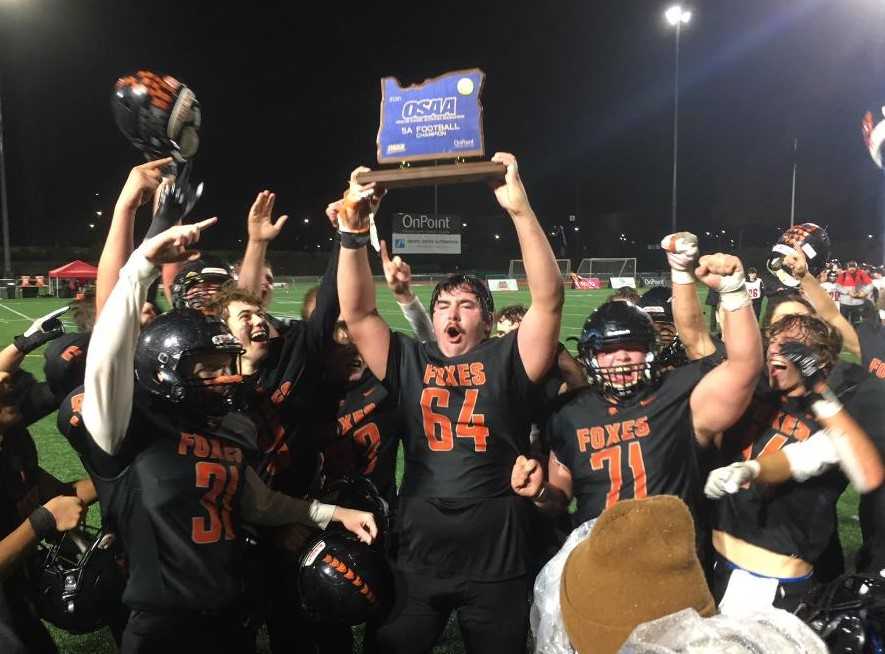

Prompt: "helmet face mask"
[579,302,660,401]
[171,257,234,311]
[29,526,126,634]
[795,573,885,653]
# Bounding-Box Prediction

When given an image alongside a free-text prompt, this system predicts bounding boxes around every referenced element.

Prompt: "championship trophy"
[355,68,505,188]
[111,70,203,222]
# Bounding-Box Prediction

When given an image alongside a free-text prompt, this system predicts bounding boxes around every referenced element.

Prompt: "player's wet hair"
[430,274,495,325]
[606,287,641,304]
[761,292,815,330]
[71,290,96,333]
[764,313,842,375]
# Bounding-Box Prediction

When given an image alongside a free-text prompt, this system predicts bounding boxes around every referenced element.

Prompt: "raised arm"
[689,254,763,446]
[0,307,67,373]
[662,232,717,359]
[492,153,564,383]
[336,168,390,380]
[237,190,288,298]
[786,251,861,358]
[82,219,217,454]
[95,158,169,317]
[380,241,434,342]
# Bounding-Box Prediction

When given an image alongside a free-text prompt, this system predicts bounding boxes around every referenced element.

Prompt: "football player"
[538,252,762,543]
[337,153,563,653]
[706,314,883,611]
[62,220,376,653]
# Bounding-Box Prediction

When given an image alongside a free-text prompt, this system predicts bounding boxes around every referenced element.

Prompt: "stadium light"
[96,210,102,217]
[665,5,691,26]
[494,234,500,240]
[574,227,580,232]
[88,223,95,229]
[303,217,310,224]
[665,4,692,234]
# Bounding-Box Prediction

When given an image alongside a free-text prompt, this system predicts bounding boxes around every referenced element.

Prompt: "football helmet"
[111,70,200,161]
[171,256,234,311]
[134,308,243,415]
[29,526,126,634]
[430,274,495,324]
[795,573,885,653]
[766,223,831,287]
[578,301,659,400]
[637,287,688,369]
[296,530,393,625]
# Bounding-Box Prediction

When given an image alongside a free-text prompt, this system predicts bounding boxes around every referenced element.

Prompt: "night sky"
[2,0,885,261]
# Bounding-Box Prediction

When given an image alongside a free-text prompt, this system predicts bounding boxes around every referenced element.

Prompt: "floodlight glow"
[665,5,691,26]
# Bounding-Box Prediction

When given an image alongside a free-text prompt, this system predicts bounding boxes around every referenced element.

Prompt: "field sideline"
[0,282,861,653]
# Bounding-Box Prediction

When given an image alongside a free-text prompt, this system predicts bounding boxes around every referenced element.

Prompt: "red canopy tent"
[48,260,97,296]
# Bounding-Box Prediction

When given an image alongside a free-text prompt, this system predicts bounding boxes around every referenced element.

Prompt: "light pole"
[665,4,692,234]
[0,75,10,280]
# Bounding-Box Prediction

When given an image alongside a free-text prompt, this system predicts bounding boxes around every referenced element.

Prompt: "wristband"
[810,387,842,419]
[671,270,694,285]
[28,505,56,540]
[339,231,370,249]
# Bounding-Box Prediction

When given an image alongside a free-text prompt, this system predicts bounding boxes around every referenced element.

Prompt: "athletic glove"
[14,306,68,354]
[704,461,760,499]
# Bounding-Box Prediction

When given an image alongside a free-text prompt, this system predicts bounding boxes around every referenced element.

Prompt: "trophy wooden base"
[355,161,506,189]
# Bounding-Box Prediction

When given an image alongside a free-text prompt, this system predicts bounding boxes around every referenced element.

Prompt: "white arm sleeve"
[781,430,840,483]
[239,466,336,528]
[398,295,435,343]
[82,249,158,455]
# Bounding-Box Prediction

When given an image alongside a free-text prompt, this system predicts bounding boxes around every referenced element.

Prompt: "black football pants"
[120,609,254,654]
[376,568,530,654]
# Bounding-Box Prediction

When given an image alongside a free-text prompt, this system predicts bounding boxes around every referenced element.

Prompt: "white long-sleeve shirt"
[82,246,335,529]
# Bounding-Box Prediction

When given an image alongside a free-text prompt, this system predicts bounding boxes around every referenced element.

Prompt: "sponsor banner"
[610,277,637,289]
[391,233,461,254]
[488,278,518,291]
[570,273,603,290]
[640,275,670,288]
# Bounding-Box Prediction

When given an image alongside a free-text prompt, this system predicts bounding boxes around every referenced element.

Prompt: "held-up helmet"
[766,223,831,288]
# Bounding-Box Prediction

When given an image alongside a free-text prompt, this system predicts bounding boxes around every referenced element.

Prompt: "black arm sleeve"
[304,241,341,359]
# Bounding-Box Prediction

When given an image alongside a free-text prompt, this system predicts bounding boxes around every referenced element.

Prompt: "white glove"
[704,461,760,499]
[661,232,699,284]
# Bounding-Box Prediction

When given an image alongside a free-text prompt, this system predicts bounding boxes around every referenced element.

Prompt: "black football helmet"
[430,274,495,325]
[29,526,126,635]
[111,70,200,161]
[637,287,688,369]
[297,531,393,626]
[766,223,831,287]
[578,301,659,400]
[795,573,885,653]
[134,308,243,415]
[321,476,390,540]
[171,256,234,311]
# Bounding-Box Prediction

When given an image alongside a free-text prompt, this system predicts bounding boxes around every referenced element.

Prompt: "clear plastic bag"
[619,607,828,654]
[530,518,596,654]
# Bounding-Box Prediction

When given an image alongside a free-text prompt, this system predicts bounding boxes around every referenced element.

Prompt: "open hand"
[118,157,174,211]
[331,506,378,545]
[247,190,288,243]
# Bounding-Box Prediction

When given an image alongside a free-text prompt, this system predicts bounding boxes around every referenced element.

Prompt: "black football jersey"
[322,370,400,506]
[714,385,846,563]
[856,322,885,379]
[546,359,715,523]
[43,331,90,403]
[58,388,257,612]
[384,329,543,580]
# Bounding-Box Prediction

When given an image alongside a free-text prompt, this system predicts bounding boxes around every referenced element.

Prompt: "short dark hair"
[606,287,641,304]
[495,304,527,325]
[430,274,494,323]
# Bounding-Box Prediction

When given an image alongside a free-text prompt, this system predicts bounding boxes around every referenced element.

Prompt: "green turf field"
[1,283,862,652]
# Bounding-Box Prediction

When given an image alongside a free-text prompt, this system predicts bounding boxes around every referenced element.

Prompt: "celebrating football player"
[337,152,563,653]
[61,219,376,653]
